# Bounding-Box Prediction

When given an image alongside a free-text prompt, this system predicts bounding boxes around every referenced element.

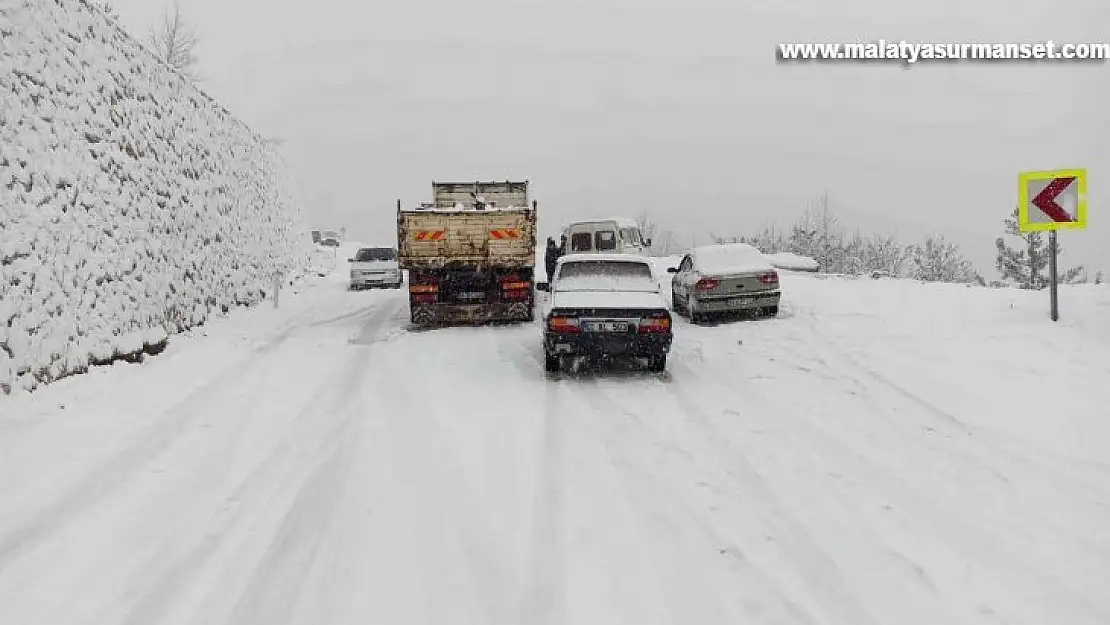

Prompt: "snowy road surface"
[2,247,1109,625]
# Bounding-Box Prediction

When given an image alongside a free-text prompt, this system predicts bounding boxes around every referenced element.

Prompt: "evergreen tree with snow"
[910,234,980,283]
[861,232,911,277]
[96,1,119,19]
[995,206,1084,288]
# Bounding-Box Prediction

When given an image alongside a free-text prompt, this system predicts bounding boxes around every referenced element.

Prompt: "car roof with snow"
[556,253,653,265]
[563,217,640,229]
[688,242,775,274]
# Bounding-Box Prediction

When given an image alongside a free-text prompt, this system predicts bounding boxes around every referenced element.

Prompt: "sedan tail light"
[548,315,581,333]
[695,277,719,290]
[758,271,779,285]
[637,313,671,333]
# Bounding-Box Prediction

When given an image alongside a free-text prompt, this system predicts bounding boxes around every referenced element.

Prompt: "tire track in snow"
[800,320,1110,479]
[115,300,404,625]
[0,307,325,575]
[571,374,836,624]
[655,367,884,625]
[666,357,1110,624]
[517,350,568,625]
[350,332,521,625]
[770,321,1110,532]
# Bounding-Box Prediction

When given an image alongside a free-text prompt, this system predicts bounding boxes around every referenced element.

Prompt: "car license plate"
[457,291,485,300]
[585,321,628,332]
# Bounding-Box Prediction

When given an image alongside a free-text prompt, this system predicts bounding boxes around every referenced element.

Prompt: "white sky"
[109,0,1109,276]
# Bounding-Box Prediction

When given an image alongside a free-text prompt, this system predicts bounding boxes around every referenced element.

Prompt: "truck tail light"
[758,271,779,285]
[695,277,718,290]
[501,275,531,299]
[638,313,671,333]
[548,315,581,333]
[410,278,438,303]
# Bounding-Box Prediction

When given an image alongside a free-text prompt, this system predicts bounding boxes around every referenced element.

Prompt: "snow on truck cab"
[562,218,650,256]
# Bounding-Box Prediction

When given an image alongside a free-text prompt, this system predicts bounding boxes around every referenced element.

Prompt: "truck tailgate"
[398,209,536,267]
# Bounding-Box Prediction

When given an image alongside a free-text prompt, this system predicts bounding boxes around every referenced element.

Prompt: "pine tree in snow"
[910,234,980,283]
[786,194,845,272]
[96,2,120,19]
[995,206,1084,288]
[861,232,911,277]
[148,2,200,81]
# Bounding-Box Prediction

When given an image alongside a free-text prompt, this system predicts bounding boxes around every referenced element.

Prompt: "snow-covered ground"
[0,0,309,393]
[1,244,1108,625]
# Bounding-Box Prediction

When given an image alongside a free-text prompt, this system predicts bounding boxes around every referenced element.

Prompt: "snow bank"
[0,0,311,393]
[764,251,819,272]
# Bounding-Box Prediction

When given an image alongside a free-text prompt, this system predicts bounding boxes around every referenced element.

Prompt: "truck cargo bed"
[397,207,536,269]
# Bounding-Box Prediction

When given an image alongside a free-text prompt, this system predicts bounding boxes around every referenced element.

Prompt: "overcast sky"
[109,0,1108,275]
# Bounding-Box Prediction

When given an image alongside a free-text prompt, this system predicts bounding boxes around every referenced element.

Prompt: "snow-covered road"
[2,247,1109,625]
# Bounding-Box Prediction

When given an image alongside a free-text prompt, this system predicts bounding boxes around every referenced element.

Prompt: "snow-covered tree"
[633,212,657,246]
[786,193,848,273]
[995,206,1083,289]
[861,232,911,277]
[838,230,866,276]
[148,2,199,80]
[909,234,980,283]
[738,226,788,254]
[96,1,120,19]
[653,229,679,255]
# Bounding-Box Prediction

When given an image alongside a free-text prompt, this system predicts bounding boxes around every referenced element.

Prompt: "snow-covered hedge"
[0,0,311,393]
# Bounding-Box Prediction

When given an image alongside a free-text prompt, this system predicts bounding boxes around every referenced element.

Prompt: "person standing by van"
[544,237,559,284]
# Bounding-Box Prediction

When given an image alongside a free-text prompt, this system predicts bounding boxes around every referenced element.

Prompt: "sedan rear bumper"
[544,331,672,357]
[693,290,780,312]
[350,275,402,288]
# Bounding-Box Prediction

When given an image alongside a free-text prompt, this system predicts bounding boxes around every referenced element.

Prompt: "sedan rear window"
[355,248,396,261]
[556,260,657,291]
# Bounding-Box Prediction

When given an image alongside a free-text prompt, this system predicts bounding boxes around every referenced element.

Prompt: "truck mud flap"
[409,302,533,326]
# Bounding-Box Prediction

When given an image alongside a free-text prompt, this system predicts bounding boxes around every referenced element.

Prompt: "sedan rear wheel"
[687,294,701,323]
[544,351,560,373]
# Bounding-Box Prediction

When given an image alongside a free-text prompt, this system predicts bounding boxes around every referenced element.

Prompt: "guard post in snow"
[1017,168,1087,322]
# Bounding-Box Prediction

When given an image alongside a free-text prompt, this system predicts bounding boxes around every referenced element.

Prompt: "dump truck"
[397,181,538,325]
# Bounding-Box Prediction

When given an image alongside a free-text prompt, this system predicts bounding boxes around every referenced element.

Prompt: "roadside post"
[1017,168,1087,321]
[273,268,281,309]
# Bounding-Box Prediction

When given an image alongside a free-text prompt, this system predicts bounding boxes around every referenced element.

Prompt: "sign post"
[1017,168,1087,322]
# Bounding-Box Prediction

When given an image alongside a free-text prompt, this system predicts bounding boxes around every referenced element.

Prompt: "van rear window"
[570,232,592,252]
[595,230,617,251]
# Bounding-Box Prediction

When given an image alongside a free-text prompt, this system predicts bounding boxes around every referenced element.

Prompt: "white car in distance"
[348,246,403,289]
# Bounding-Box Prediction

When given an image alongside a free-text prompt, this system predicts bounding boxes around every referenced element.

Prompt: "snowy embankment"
[0,0,310,393]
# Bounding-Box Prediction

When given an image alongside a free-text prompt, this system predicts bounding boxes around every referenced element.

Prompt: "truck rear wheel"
[544,351,560,372]
[647,354,667,372]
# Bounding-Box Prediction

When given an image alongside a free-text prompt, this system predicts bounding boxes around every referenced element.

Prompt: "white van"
[561,218,650,255]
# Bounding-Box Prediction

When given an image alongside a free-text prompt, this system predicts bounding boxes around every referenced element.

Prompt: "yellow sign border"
[1018,168,1087,232]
